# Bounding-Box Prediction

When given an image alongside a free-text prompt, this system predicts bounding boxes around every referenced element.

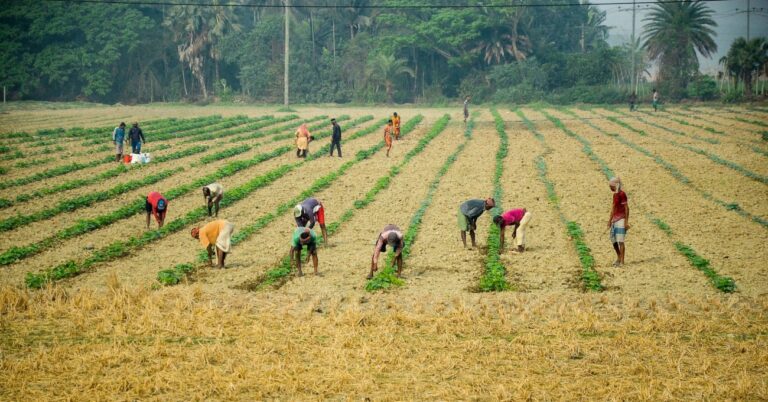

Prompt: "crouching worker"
[458,197,495,248]
[191,220,235,268]
[493,208,533,254]
[145,191,168,229]
[369,224,404,279]
[291,227,318,276]
[202,182,224,217]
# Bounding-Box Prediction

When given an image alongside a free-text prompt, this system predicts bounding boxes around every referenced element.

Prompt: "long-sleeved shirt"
[128,126,145,144]
[112,127,126,142]
[332,124,342,142]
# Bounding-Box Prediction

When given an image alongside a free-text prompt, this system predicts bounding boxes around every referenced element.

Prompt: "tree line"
[0,0,765,104]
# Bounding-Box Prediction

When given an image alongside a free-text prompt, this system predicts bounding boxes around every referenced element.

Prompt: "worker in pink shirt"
[493,208,532,253]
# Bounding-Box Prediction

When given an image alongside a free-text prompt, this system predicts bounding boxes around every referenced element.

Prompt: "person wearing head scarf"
[295,123,311,158]
[290,227,318,276]
[458,198,495,248]
[492,207,533,253]
[607,177,629,266]
[293,197,327,244]
[145,191,168,229]
[369,224,404,279]
[191,219,235,268]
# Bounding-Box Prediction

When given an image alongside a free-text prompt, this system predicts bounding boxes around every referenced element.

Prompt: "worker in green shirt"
[290,227,318,276]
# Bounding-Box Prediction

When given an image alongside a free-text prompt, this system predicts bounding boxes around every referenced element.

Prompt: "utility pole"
[631,0,637,92]
[747,0,750,40]
[284,0,290,106]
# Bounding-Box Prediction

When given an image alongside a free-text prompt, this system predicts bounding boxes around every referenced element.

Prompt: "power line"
[37,0,734,9]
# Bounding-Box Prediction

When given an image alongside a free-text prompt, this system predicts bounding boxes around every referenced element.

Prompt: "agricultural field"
[0,103,767,399]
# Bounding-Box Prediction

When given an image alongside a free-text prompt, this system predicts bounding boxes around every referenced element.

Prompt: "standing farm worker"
[493,208,533,254]
[295,123,311,158]
[290,227,319,276]
[629,92,637,112]
[202,182,224,217]
[463,96,470,123]
[607,177,629,267]
[294,197,328,244]
[329,118,342,157]
[652,89,660,111]
[369,224,404,279]
[392,112,401,140]
[112,122,127,162]
[128,122,146,154]
[191,219,235,268]
[384,119,394,157]
[458,198,495,248]
[145,191,168,230]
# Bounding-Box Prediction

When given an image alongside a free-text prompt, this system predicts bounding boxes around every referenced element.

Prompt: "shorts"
[377,241,402,254]
[115,142,124,154]
[457,210,477,231]
[316,204,325,225]
[306,241,317,254]
[145,199,152,213]
[610,219,626,243]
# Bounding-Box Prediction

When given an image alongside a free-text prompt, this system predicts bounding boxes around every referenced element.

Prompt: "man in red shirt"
[607,177,629,266]
[145,191,168,229]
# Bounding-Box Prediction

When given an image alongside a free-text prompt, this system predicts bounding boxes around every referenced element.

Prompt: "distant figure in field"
[629,92,637,112]
[112,122,127,162]
[191,219,235,268]
[463,96,470,123]
[384,119,393,157]
[458,198,495,248]
[202,182,224,217]
[128,122,145,154]
[294,197,328,244]
[329,118,342,157]
[607,177,629,267]
[145,191,168,229]
[652,89,659,111]
[392,112,401,140]
[369,224,404,279]
[290,227,318,276]
[295,123,311,158]
[493,208,532,253]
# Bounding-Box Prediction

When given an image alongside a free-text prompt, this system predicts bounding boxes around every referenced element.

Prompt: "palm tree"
[366,54,415,103]
[473,7,530,64]
[642,0,717,97]
[724,37,768,97]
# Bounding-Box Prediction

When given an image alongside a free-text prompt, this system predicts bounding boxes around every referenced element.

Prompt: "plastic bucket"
[123,155,132,164]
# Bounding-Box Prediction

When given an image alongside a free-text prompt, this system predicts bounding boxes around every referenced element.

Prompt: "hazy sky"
[593,0,768,74]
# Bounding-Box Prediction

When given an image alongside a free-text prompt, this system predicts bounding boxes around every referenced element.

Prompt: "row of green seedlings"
[0,144,173,210]
[158,115,428,286]
[20,117,188,148]
[608,110,768,185]
[647,110,726,136]
[677,106,767,134]
[23,115,377,287]
[549,108,742,292]
[365,116,467,292]
[561,107,768,228]
[517,109,603,291]
[180,114,303,144]
[3,116,179,146]
[3,116,366,267]
[649,215,736,293]
[479,110,511,292]
[622,110,721,144]
[709,108,768,129]
[0,145,214,230]
[79,115,253,146]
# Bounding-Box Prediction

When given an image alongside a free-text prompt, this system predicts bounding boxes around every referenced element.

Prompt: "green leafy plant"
[674,242,736,293]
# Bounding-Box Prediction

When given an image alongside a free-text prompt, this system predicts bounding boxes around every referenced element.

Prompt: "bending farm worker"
[493,208,533,254]
[202,182,224,217]
[607,177,629,266]
[384,119,393,157]
[369,224,404,279]
[290,227,318,276]
[191,219,235,268]
[128,122,145,154]
[112,122,127,162]
[392,112,401,140]
[295,123,311,158]
[458,198,495,248]
[145,191,168,230]
[293,197,328,244]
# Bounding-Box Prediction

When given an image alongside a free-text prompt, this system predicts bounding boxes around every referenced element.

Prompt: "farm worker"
[629,92,637,112]
[392,112,401,140]
[202,182,224,217]
[607,177,629,267]
[290,227,318,276]
[329,118,342,157]
[369,224,404,279]
[458,198,495,248]
[294,197,328,244]
[112,122,127,162]
[295,123,311,158]
[463,96,470,123]
[652,89,659,112]
[191,219,235,268]
[384,119,393,157]
[128,122,146,154]
[493,208,532,254]
[145,191,168,230]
